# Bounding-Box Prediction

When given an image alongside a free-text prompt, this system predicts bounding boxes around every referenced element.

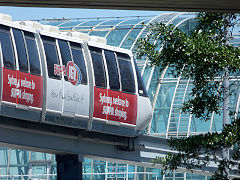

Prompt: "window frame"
[103,49,121,91]
[24,31,41,76]
[133,59,148,97]
[116,52,136,94]
[89,46,107,89]
[57,39,73,82]
[42,35,62,80]
[12,28,29,73]
[69,41,88,85]
[0,25,16,70]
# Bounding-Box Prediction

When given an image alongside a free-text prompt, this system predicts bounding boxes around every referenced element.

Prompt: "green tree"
[136,13,240,179]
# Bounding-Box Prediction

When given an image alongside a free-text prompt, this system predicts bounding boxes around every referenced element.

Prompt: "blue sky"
[0,6,163,20]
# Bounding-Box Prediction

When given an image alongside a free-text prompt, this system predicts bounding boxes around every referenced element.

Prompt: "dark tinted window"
[104,50,120,91]
[24,32,41,75]
[42,36,61,79]
[58,40,72,81]
[0,26,15,69]
[117,53,135,94]
[134,59,148,97]
[90,46,106,88]
[70,42,87,85]
[13,29,28,73]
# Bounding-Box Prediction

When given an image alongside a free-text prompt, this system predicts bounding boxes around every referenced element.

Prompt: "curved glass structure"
[0,12,239,180]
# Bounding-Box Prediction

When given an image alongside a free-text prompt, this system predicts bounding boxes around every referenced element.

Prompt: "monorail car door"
[41,36,63,115]
[69,42,89,119]
[57,39,75,117]
[57,40,89,119]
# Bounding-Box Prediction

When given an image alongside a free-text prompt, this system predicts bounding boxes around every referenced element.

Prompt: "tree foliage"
[136,13,240,179]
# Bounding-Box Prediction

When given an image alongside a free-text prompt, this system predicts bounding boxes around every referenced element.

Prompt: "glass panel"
[70,42,88,85]
[12,29,28,73]
[0,25,15,69]
[0,167,7,177]
[148,66,162,101]
[58,39,72,81]
[90,46,106,88]
[58,21,83,31]
[42,36,61,80]
[92,160,105,179]
[212,113,223,132]
[58,40,71,66]
[24,32,41,75]
[142,64,152,85]
[0,148,8,165]
[134,59,147,97]
[31,165,48,179]
[89,31,109,37]
[137,166,144,180]
[83,158,92,174]
[104,50,120,91]
[107,28,129,47]
[186,173,208,180]
[150,83,176,133]
[191,116,211,133]
[120,28,142,49]
[117,53,135,94]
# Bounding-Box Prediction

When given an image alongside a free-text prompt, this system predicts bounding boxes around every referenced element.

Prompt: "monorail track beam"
[0,116,239,178]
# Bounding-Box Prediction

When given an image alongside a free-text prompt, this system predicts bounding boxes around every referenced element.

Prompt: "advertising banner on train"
[2,68,43,108]
[93,87,137,125]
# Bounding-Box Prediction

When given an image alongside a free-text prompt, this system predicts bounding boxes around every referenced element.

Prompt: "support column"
[56,154,83,180]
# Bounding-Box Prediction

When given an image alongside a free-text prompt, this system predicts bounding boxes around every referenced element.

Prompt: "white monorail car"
[0,14,152,137]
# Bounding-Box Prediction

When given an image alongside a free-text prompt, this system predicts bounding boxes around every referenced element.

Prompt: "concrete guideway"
[0,116,239,179]
[0,0,239,12]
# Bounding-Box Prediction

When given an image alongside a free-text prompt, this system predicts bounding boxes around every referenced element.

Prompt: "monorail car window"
[134,60,148,97]
[116,53,135,94]
[0,25,15,69]
[89,46,106,88]
[70,42,87,85]
[24,32,41,76]
[12,29,28,73]
[58,39,72,81]
[104,50,120,91]
[42,36,61,80]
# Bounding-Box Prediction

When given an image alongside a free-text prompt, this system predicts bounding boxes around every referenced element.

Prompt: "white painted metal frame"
[166,76,181,138]
[176,78,190,138]
[87,19,111,35]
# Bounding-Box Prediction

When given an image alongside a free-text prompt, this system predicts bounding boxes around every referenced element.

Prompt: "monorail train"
[0,13,152,137]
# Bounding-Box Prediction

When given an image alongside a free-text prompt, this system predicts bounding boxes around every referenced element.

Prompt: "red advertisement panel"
[93,87,108,120]
[2,68,43,108]
[93,87,137,125]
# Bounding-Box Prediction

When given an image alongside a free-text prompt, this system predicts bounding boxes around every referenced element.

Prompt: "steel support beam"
[0,116,238,178]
